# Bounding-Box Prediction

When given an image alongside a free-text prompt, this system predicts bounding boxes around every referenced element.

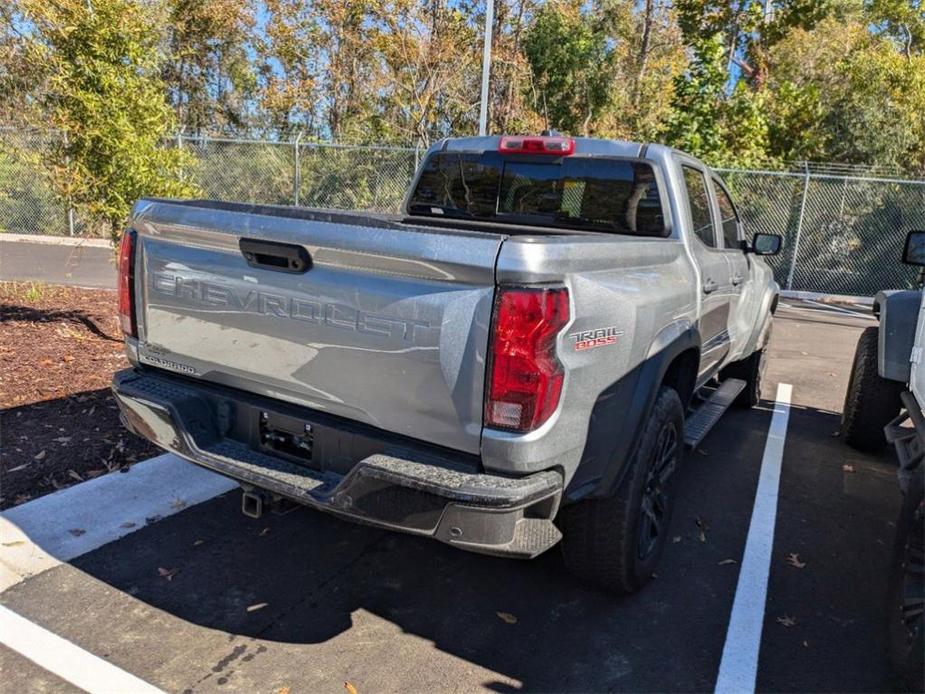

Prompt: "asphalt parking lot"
[0,301,905,693]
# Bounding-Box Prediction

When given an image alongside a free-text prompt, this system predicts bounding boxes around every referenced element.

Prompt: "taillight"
[118,230,137,338]
[499,135,575,155]
[485,287,570,432]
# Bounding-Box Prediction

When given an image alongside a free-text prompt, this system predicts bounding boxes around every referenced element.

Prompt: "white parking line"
[0,604,166,693]
[0,453,236,592]
[714,382,793,694]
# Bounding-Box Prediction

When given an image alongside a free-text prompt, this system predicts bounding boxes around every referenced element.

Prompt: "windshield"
[407,151,667,237]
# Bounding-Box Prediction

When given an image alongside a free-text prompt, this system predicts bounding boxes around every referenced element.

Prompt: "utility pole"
[478,0,495,137]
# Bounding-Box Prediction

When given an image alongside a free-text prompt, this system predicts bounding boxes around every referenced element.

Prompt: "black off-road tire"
[721,347,766,408]
[888,470,924,693]
[841,326,903,451]
[558,386,684,593]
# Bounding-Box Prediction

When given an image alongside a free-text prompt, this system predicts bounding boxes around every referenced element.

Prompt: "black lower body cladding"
[111,368,563,558]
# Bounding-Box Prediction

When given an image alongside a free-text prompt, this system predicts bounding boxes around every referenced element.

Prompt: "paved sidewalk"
[0,234,115,289]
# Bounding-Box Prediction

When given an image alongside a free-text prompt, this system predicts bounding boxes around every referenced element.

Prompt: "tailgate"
[131,200,503,454]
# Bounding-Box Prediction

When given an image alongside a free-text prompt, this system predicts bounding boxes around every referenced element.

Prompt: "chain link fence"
[3,129,924,297]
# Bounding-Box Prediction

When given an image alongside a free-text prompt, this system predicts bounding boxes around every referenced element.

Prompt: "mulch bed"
[0,282,159,509]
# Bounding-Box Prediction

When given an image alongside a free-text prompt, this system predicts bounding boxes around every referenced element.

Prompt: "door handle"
[702,279,719,294]
[732,274,744,286]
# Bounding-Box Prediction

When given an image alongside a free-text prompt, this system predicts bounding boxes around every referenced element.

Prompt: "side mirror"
[903,230,925,266]
[751,232,783,256]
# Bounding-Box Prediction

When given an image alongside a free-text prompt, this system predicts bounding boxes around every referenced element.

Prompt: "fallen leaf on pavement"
[247,603,268,612]
[158,567,178,581]
[33,450,46,461]
[496,611,518,624]
[695,516,708,543]
[68,528,86,537]
[2,540,26,547]
[344,683,358,694]
[776,615,797,627]
[718,559,738,565]
[277,688,291,694]
[786,553,806,568]
[842,464,855,473]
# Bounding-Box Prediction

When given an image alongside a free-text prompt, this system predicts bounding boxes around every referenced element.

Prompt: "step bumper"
[111,369,563,558]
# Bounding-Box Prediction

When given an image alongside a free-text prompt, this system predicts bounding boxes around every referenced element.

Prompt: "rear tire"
[558,386,684,593]
[841,326,903,451]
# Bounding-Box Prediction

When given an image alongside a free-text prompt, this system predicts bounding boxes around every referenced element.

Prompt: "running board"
[683,378,746,448]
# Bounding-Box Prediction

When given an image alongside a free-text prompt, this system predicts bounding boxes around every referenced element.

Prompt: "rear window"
[408,152,667,236]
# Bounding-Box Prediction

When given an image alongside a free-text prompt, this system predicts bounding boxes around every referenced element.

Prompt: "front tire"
[721,347,766,408]
[841,326,903,451]
[558,386,684,593]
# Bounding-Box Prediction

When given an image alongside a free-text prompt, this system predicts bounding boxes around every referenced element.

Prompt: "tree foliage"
[5,0,195,238]
[2,0,925,190]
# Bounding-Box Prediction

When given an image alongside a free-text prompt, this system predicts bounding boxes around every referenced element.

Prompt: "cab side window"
[713,179,740,249]
[682,166,716,247]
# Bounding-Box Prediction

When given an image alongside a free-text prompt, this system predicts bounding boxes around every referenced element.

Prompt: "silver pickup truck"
[112,135,781,592]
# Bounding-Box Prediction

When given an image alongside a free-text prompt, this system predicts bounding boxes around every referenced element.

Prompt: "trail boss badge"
[569,326,624,351]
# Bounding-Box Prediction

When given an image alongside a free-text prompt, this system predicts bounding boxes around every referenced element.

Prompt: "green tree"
[523,2,613,136]
[162,0,258,135]
[16,0,194,239]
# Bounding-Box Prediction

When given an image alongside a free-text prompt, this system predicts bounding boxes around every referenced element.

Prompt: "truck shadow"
[66,401,899,692]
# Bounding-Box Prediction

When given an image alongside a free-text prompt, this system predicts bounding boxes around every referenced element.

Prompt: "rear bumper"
[111,369,563,558]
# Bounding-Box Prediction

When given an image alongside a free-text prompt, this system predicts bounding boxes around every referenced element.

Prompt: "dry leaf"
[496,611,518,624]
[277,688,291,694]
[33,450,46,461]
[776,615,797,627]
[247,602,268,612]
[68,528,86,537]
[2,540,26,547]
[7,464,30,473]
[67,469,84,482]
[718,559,738,565]
[695,517,709,543]
[786,553,806,569]
[344,683,358,694]
[158,567,178,581]
[842,464,855,473]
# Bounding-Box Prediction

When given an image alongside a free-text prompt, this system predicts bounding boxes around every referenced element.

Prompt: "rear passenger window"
[682,166,716,247]
[713,179,740,249]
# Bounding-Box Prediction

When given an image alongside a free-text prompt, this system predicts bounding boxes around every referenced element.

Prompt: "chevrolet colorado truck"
[112,134,781,592]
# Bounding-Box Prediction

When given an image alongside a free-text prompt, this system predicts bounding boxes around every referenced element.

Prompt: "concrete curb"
[0,233,112,248]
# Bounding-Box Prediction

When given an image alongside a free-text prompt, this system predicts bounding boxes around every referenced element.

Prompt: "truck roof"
[432,135,703,169]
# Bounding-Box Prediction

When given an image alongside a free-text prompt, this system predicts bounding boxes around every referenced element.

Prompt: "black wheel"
[558,386,684,593]
[888,470,924,692]
[721,347,766,408]
[841,326,903,451]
